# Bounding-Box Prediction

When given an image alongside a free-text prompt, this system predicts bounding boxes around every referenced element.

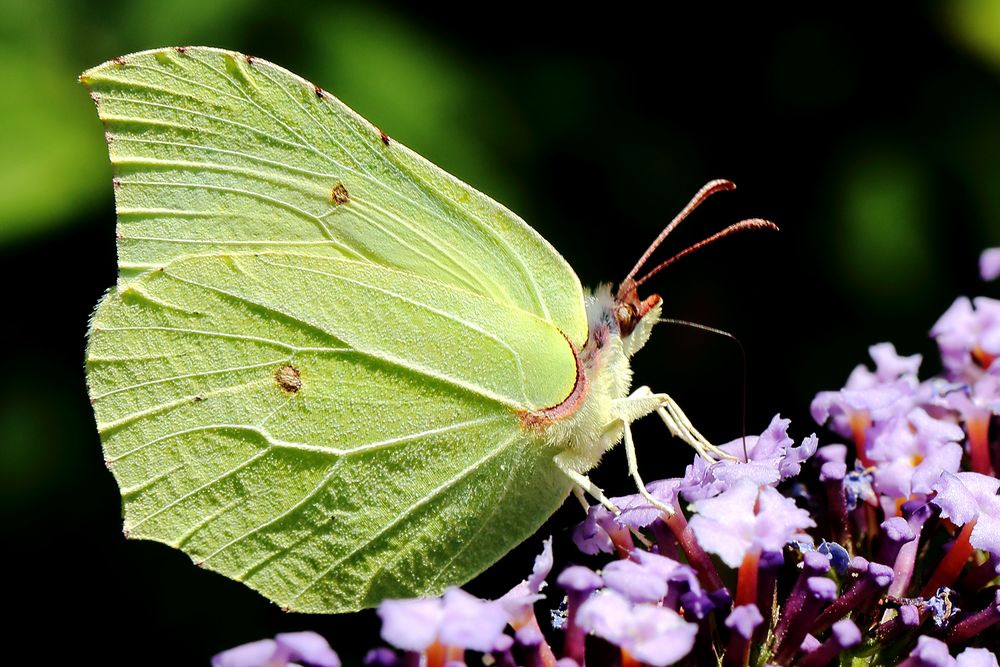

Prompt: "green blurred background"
[3,1,1000,663]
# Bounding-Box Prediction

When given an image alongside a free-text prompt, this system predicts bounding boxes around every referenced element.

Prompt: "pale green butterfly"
[83,47,774,613]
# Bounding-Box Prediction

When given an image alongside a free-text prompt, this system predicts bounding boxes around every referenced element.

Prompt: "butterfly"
[82,47,774,613]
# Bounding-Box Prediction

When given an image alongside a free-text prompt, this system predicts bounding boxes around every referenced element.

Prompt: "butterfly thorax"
[534,285,663,473]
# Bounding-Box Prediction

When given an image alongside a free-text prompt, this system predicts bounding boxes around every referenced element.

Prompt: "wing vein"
[286,433,519,606]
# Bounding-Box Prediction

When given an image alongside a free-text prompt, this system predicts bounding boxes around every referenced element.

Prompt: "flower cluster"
[216,248,999,666]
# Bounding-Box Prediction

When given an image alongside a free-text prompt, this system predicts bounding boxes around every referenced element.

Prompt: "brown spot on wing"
[175,46,190,54]
[274,364,303,393]
[113,56,127,67]
[330,182,350,205]
[378,130,390,146]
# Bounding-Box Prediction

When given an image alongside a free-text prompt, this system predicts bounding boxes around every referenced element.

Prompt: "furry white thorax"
[544,285,664,473]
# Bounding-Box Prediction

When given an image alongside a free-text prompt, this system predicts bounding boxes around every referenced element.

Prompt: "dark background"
[3,1,999,663]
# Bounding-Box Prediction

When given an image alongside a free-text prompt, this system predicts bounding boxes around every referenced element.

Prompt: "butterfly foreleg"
[616,386,735,462]
[620,417,675,515]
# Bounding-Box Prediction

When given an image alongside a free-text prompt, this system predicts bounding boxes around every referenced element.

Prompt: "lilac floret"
[212,633,340,667]
[981,248,1000,281]
[612,479,683,529]
[275,632,341,667]
[529,536,554,593]
[931,472,1000,559]
[931,296,1000,376]
[363,648,399,666]
[900,604,921,626]
[438,588,510,653]
[212,640,278,667]
[602,558,667,603]
[557,565,602,593]
[680,590,715,619]
[831,619,861,647]
[870,342,923,380]
[500,538,553,619]
[377,598,444,652]
[957,648,999,667]
[576,589,631,643]
[725,604,764,639]
[905,635,957,667]
[572,505,616,554]
[622,605,699,666]
[681,415,817,501]
[867,409,964,500]
[576,589,697,665]
[817,443,848,464]
[688,480,815,568]
[811,344,921,437]
[631,549,701,596]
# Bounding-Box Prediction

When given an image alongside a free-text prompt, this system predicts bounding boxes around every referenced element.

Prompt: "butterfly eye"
[615,303,636,334]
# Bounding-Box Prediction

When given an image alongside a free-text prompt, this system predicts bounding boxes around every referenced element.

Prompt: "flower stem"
[921,520,976,597]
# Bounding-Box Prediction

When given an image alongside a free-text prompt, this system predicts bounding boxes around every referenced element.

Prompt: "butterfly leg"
[554,456,620,515]
[620,418,675,515]
[619,386,734,462]
[572,487,591,513]
[655,392,736,461]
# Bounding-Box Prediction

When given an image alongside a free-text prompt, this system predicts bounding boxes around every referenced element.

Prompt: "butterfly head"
[614,277,662,358]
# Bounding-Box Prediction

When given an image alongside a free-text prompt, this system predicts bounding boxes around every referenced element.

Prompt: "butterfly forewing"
[81,47,587,346]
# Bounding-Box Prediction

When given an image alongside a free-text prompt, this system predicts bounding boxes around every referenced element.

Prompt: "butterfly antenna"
[623,179,737,285]
[633,218,778,289]
[658,318,750,460]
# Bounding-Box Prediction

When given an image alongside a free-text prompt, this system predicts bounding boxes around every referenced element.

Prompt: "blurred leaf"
[0,1,106,244]
[0,0,261,246]
[115,0,257,46]
[946,0,1000,71]
[834,148,935,302]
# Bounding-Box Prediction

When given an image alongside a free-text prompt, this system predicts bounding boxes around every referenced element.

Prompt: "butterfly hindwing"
[87,252,576,612]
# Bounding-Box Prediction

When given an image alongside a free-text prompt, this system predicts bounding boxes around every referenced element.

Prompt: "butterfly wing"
[80,47,587,347]
[87,252,576,612]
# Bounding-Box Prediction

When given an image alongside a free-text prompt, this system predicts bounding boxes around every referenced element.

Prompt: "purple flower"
[612,478,683,529]
[576,589,698,666]
[724,604,764,639]
[931,296,1000,377]
[931,472,1000,559]
[601,550,700,605]
[958,647,999,667]
[602,557,668,603]
[377,598,444,652]
[811,343,921,444]
[557,565,602,594]
[438,589,510,652]
[212,632,340,667]
[377,588,509,654]
[499,537,553,620]
[980,248,1000,282]
[572,505,617,555]
[867,408,964,500]
[681,415,817,501]
[903,635,957,667]
[688,480,815,568]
